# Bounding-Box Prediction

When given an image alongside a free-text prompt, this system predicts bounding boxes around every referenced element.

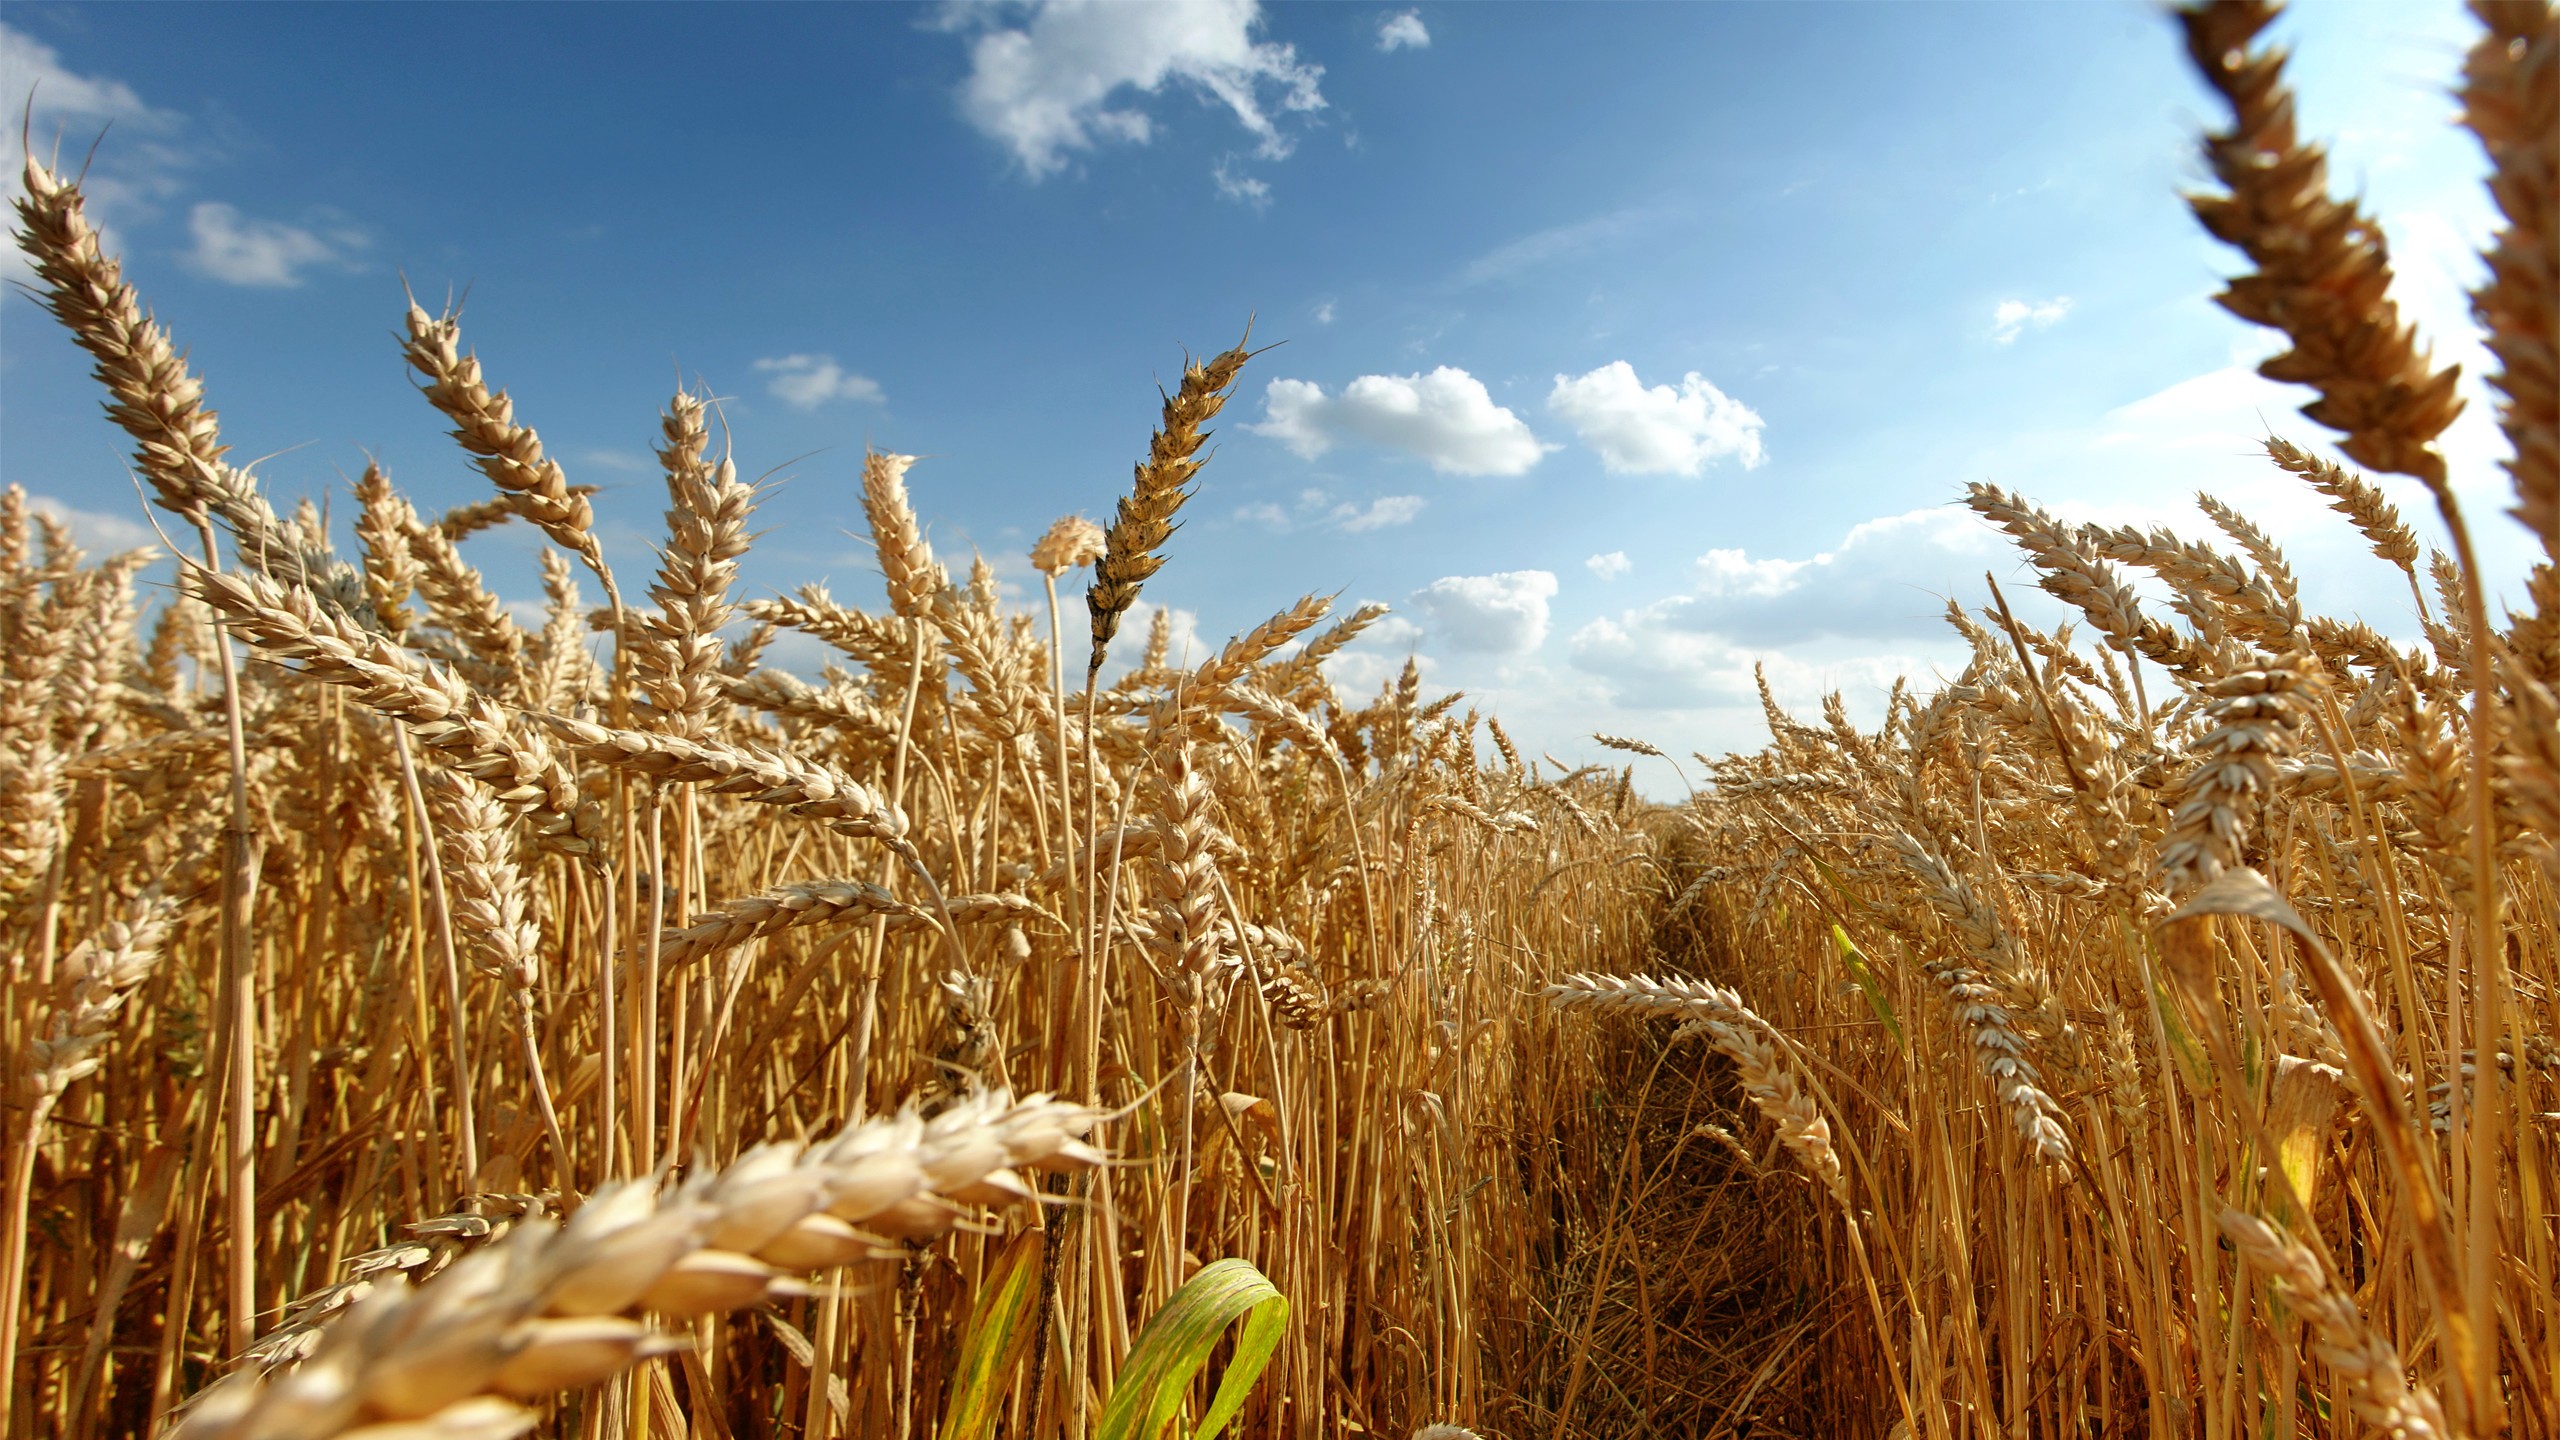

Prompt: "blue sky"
[0,1,2529,779]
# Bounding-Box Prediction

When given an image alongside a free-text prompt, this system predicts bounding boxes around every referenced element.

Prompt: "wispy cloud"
[1376,10,1429,51]
[26,493,158,555]
[1249,367,1549,476]
[1333,494,1423,531]
[1585,550,1631,580]
[183,202,363,287]
[1547,361,1766,475]
[754,354,886,409]
[1990,296,2072,344]
[1457,205,1652,287]
[1235,491,1424,532]
[3,21,189,277]
[1212,156,1272,209]
[944,0,1324,180]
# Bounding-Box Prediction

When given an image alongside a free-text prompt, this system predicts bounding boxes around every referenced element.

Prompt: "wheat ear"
[2461,0,2558,559]
[184,565,603,856]
[2180,0,2465,486]
[400,303,609,586]
[170,1092,1105,1440]
[1087,332,1253,676]
[2220,1210,2451,1440]
[1542,973,1848,1203]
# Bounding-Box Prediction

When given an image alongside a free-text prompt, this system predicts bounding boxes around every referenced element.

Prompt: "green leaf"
[1830,923,1902,1048]
[936,1229,1047,1440]
[1095,1258,1289,1440]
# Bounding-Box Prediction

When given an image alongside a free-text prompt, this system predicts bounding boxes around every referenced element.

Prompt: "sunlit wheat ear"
[2265,437,2422,575]
[2220,1210,2451,1440]
[352,464,423,643]
[183,565,605,856]
[654,882,1056,968]
[534,715,910,845]
[1542,974,1849,1202]
[1029,514,1105,577]
[171,1093,1106,1440]
[12,158,231,531]
[2460,0,2557,558]
[632,389,757,736]
[2180,0,2464,488]
[400,302,609,584]
[1086,330,1254,677]
[24,892,181,1109]
[1964,483,2213,677]
[862,449,947,623]
[403,509,529,688]
[2157,655,2314,897]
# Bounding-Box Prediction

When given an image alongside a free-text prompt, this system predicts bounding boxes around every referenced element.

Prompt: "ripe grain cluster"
[3,3,2555,1438]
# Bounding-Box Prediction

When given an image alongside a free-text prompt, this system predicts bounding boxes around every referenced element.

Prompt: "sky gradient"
[0,1,2528,783]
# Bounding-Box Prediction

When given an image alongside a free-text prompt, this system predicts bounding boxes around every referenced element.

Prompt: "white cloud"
[1557,509,2007,708]
[1409,570,1557,653]
[754,354,886,409]
[1376,11,1429,51]
[1990,296,2072,344]
[1104,598,1203,673]
[1547,361,1766,475]
[183,203,359,287]
[1692,548,1810,597]
[1212,157,1270,208]
[1569,603,1937,713]
[1458,206,1652,288]
[948,0,1325,179]
[1249,368,1549,476]
[1585,550,1631,581]
[1332,494,1423,531]
[1235,500,1291,529]
[2,22,160,128]
[1312,299,1335,325]
[26,493,157,555]
[1680,507,2005,645]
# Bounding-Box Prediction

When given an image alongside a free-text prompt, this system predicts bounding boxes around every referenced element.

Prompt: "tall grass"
[3,2,2554,1438]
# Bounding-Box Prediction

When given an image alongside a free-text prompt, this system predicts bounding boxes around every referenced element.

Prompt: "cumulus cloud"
[1376,10,1429,50]
[1547,362,1765,475]
[1990,296,2072,344]
[1585,550,1631,581]
[754,354,886,409]
[1409,570,1557,653]
[1249,368,1549,476]
[947,0,1325,179]
[1333,494,1423,531]
[183,203,361,287]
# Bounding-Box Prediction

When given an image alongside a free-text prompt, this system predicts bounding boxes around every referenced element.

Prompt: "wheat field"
[4,2,2556,1437]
